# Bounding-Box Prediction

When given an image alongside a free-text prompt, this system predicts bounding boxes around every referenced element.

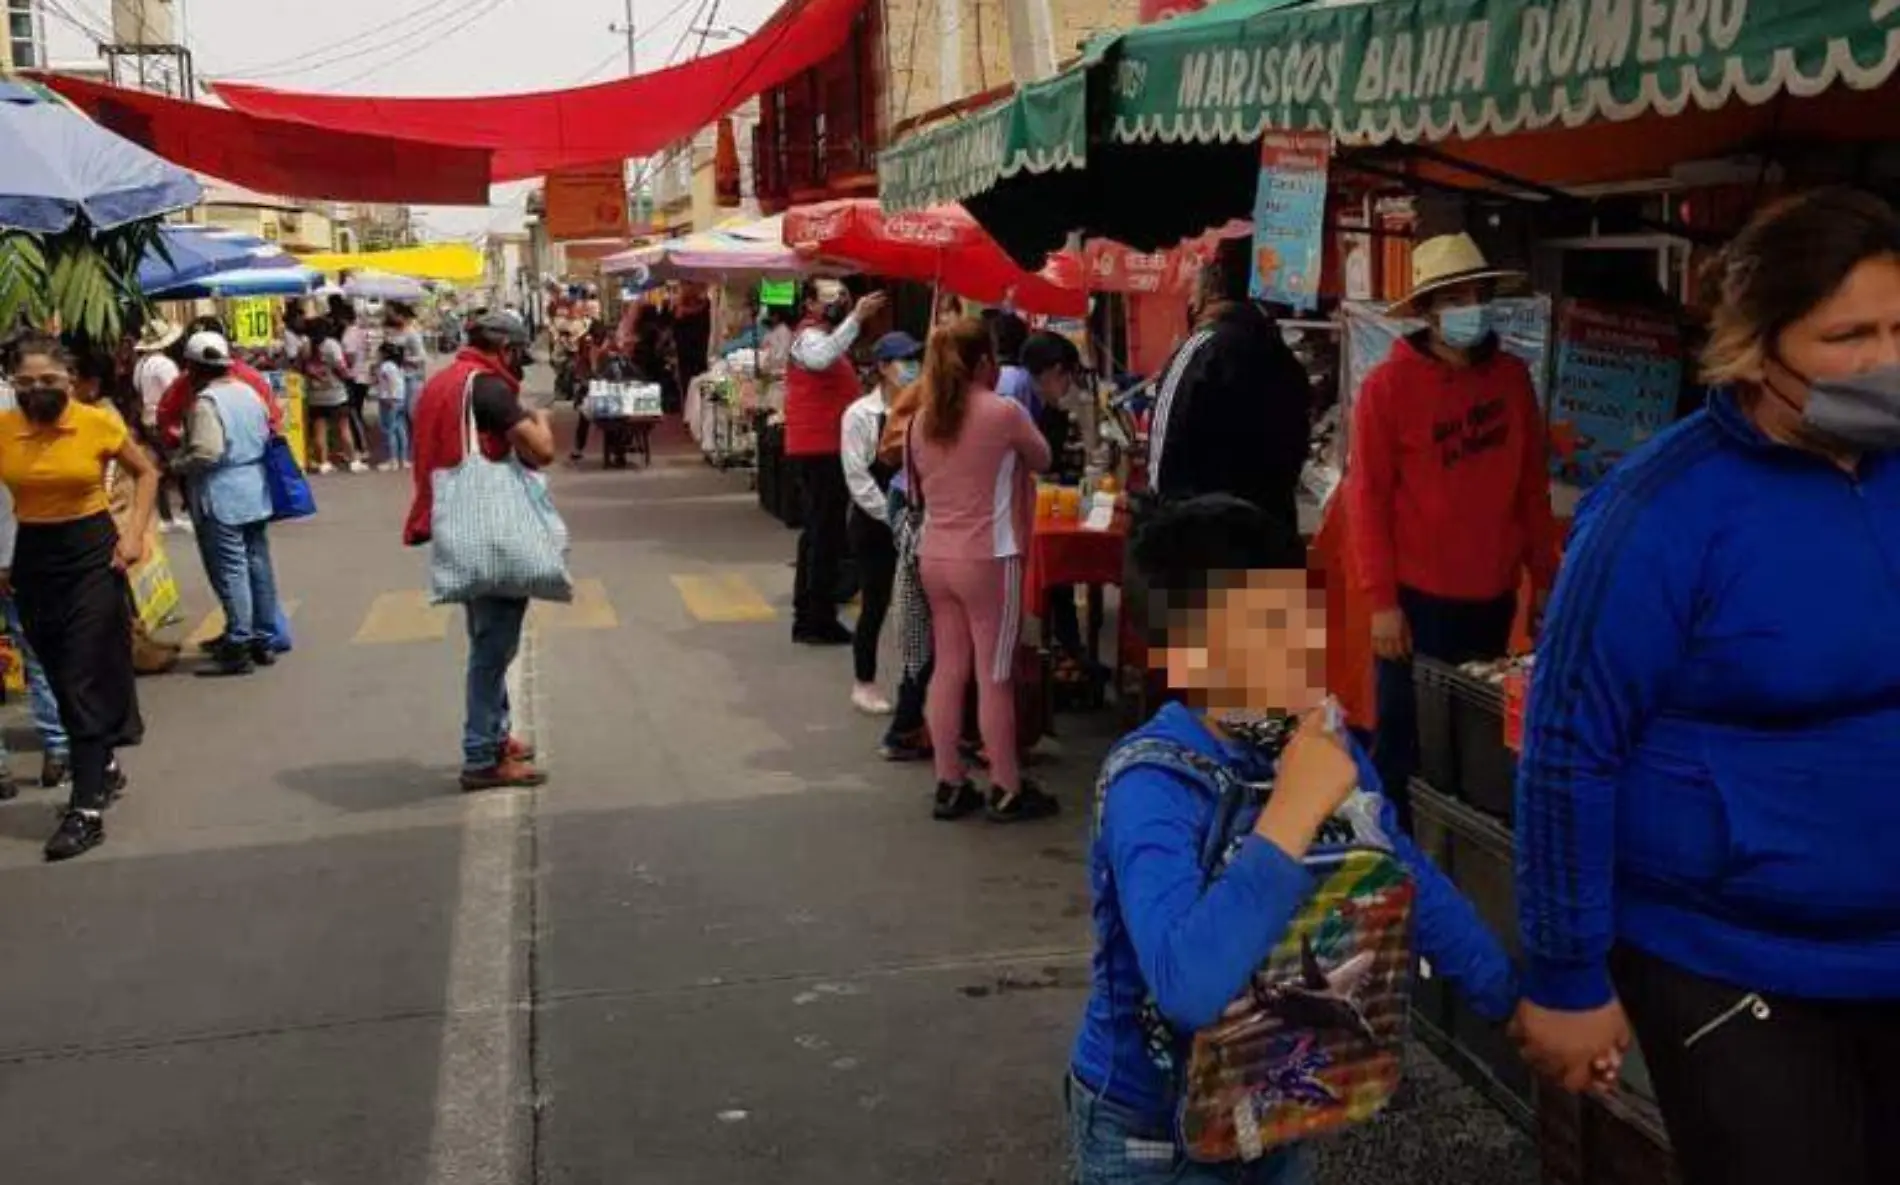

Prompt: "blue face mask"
[894,360,920,387]
[1436,303,1492,349]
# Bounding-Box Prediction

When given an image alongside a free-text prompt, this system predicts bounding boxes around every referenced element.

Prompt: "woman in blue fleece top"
[1069,495,1517,1184]
[1514,188,1900,1185]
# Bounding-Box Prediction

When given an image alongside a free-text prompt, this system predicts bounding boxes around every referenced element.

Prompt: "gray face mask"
[1788,365,1900,451]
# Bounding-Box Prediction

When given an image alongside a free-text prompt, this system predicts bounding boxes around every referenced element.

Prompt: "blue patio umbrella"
[150,264,322,301]
[0,79,202,234]
[137,225,299,293]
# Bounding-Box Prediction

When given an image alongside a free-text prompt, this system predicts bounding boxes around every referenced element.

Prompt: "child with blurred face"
[1065,494,1518,1184]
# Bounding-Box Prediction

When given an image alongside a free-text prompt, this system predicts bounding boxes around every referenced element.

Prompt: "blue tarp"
[150,264,322,300]
[137,225,297,293]
[0,80,201,234]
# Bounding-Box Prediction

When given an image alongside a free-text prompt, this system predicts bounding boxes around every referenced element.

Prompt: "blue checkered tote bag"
[429,381,574,604]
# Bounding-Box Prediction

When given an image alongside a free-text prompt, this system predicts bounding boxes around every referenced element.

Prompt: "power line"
[320,0,518,91]
[40,0,111,46]
[208,0,466,81]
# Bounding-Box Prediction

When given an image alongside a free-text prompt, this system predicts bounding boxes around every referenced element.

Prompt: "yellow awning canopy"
[296,243,484,283]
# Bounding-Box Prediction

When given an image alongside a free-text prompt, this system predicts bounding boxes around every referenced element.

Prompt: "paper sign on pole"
[1249,130,1331,313]
[231,297,274,347]
[545,164,630,241]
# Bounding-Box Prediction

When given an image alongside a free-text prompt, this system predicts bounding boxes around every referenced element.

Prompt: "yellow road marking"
[530,578,618,631]
[184,600,302,647]
[670,573,778,623]
[353,590,454,644]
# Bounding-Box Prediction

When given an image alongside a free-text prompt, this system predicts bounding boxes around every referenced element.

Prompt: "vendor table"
[1025,513,1125,669]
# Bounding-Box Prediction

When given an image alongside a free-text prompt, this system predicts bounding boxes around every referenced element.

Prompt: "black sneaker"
[197,645,255,678]
[932,780,984,821]
[105,761,128,804]
[40,752,68,789]
[988,782,1061,823]
[196,634,229,655]
[250,642,278,668]
[877,729,933,763]
[792,622,854,647]
[0,772,17,801]
[958,741,991,771]
[44,809,104,861]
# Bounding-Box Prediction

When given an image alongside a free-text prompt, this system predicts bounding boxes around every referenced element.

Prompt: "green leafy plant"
[0,216,167,343]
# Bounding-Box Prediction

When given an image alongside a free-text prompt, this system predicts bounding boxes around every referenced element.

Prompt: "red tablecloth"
[1024,515,1127,609]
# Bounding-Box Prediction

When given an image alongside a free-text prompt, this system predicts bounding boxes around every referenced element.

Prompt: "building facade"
[4,0,47,72]
[753,0,1136,212]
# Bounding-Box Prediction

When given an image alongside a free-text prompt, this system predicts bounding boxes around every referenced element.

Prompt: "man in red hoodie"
[405,312,557,791]
[1347,233,1558,830]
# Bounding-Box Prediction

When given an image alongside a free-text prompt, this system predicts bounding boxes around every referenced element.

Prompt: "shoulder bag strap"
[460,372,481,462]
[903,416,924,515]
[1095,737,1247,883]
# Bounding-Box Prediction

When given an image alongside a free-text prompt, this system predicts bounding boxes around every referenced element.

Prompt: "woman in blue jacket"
[1514,188,1900,1185]
[1070,495,1517,1183]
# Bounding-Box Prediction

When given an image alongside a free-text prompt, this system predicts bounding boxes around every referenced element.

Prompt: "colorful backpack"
[1093,725,1417,1164]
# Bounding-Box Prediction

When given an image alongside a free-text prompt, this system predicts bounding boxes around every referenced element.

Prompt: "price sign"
[231,298,274,347]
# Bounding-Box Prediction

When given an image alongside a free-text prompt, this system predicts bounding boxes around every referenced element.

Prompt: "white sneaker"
[377,461,399,473]
[851,684,894,716]
[348,460,370,474]
[401,461,413,471]
[316,463,336,475]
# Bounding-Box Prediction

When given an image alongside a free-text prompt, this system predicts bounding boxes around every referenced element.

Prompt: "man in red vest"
[405,312,558,791]
[786,279,885,645]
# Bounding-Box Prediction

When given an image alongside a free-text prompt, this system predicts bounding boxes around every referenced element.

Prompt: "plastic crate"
[1412,659,1460,795]
[1417,657,1518,823]
[1411,781,1534,1116]
[1537,1083,1678,1185]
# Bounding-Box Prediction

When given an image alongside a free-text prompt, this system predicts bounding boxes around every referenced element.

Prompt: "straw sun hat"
[134,318,184,353]
[1389,232,1525,316]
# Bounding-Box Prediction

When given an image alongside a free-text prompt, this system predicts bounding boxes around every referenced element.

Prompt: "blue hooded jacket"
[1518,392,1900,1010]
[1070,702,1518,1122]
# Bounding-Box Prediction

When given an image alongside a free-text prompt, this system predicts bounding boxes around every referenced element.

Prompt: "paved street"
[0,380,1539,1185]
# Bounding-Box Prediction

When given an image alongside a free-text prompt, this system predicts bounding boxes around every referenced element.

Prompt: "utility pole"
[610,0,637,74]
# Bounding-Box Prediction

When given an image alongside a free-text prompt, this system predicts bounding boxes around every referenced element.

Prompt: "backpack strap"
[1094,737,1254,882]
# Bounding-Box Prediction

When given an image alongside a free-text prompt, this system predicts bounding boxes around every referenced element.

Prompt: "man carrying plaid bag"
[405,312,558,791]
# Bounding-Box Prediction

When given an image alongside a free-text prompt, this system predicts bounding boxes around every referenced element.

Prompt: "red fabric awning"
[36,74,493,206]
[783,201,1085,318]
[216,0,868,182]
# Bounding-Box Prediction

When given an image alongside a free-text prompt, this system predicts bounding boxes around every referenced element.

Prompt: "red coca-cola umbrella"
[783,200,1085,317]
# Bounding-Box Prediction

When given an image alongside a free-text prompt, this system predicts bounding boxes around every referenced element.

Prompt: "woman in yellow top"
[2,333,160,861]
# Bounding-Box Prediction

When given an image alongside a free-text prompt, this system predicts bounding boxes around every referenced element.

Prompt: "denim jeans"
[1067,1075,1314,1185]
[188,494,292,652]
[463,597,527,770]
[204,517,282,650]
[381,401,413,465]
[2,595,67,758]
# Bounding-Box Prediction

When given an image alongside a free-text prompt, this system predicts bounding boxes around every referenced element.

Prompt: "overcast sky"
[46,0,777,239]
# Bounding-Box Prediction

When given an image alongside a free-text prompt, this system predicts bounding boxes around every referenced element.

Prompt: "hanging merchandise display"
[545,164,630,242]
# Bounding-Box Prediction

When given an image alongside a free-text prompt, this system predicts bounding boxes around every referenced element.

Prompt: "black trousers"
[791,455,850,633]
[848,508,897,683]
[1612,945,1900,1185]
[14,514,143,812]
[344,380,372,453]
[1370,585,1515,832]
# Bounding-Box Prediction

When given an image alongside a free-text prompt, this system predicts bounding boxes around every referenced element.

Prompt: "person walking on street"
[0,375,70,795]
[841,331,920,715]
[303,317,364,474]
[0,334,160,861]
[131,318,189,534]
[786,279,886,645]
[338,306,376,460]
[375,341,413,470]
[405,312,557,792]
[906,317,1056,823]
[173,333,284,678]
[1346,232,1557,831]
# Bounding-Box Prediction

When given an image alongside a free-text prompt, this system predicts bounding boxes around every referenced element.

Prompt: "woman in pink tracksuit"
[906,317,1056,823]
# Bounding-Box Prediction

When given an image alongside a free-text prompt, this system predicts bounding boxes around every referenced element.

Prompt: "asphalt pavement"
[0,371,1539,1185]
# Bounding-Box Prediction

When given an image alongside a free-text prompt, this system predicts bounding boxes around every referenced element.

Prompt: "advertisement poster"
[129,536,181,636]
[1549,301,1682,487]
[544,163,630,241]
[279,372,309,471]
[230,298,274,347]
[1249,130,1331,313]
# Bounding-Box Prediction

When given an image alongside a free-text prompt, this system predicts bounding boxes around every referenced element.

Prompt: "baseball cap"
[472,310,531,347]
[871,331,923,362]
[183,331,233,369]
